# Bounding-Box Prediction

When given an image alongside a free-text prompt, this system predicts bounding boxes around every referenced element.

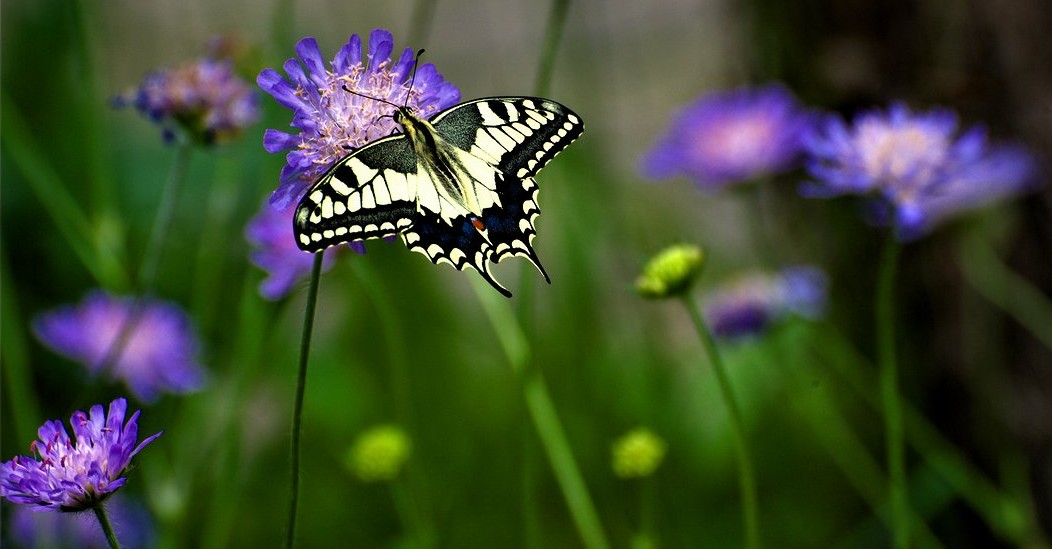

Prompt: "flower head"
[612,428,667,479]
[9,494,154,547]
[33,291,206,402]
[345,425,411,482]
[703,266,828,339]
[1,398,162,512]
[244,198,363,300]
[636,244,705,299]
[258,28,461,211]
[116,56,259,145]
[804,102,1039,239]
[641,84,812,190]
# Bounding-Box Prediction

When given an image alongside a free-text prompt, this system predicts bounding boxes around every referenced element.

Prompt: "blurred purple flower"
[703,266,828,339]
[1,398,162,512]
[257,28,461,211]
[33,291,206,402]
[8,494,154,548]
[803,102,1040,240]
[641,84,812,190]
[245,198,364,300]
[116,56,259,145]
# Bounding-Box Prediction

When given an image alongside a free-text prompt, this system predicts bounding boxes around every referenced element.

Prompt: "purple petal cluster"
[804,103,1039,239]
[33,291,206,402]
[641,84,812,190]
[1,398,162,512]
[703,266,828,339]
[258,28,461,211]
[117,57,259,145]
[245,198,364,300]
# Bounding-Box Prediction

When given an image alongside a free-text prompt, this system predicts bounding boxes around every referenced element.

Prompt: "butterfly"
[293,95,584,297]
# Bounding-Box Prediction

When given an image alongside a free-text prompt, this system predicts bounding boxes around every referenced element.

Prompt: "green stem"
[682,296,761,549]
[0,94,123,287]
[814,322,1029,542]
[138,141,191,293]
[639,477,657,546]
[533,0,571,97]
[94,141,192,373]
[959,235,1052,353]
[348,260,432,542]
[471,279,610,549]
[877,236,908,548]
[94,504,122,549]
[285,253,324,549]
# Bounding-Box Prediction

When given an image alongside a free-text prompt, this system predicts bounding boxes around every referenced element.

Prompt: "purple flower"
[641,84,812,190]
[33,291,206,402]
[1,398,162,512]
[245,198,364,299]
[804,102,1040,240]
[116,56,259,145]
[257,28,461,211]
[703,266,828,339]
[8,494,154,548]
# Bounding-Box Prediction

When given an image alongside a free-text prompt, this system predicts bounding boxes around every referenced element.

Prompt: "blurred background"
[3,0,1051,546]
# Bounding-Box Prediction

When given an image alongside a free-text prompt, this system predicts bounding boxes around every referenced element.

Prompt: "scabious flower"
[1,398,162,512]
[703,266,828,339]
[116,55,259,145]
[803,102,1040,240]
[8,494,154,548]
[258,28,461,211]
[612,428,667,479]
[635,244,705,299]
[244,198,362,300]
[33,291,206,402]
[640,84,812,190]
[345,425,411,482]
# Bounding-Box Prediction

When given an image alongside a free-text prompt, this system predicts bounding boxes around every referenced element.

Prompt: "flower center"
[856,121,950,196]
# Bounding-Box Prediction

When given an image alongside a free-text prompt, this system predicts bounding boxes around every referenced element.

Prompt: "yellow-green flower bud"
[345,425,411,482]
[612,428,667,479]
[635,244,705,299]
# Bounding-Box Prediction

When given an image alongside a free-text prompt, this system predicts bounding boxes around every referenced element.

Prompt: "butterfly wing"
[294,134,420,251]
[293,96,584,297]
[399,97,584,294]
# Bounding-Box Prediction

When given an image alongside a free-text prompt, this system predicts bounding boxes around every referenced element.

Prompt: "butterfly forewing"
[294,133,419,250]
[292,96,584,296]
[431,97,584,178]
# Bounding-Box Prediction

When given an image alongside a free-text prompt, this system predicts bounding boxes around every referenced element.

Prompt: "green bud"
[612,428,667,479]
[635,244,705,299]
[346,425,411,482]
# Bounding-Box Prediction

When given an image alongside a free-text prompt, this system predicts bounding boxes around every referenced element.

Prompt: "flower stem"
[877,236,908,548]
[533,0,571,98]
[682,296,761,549]
[285,252,324,549]
[94,504,122,549]
[95,141,192,374]
[471,279,610,549]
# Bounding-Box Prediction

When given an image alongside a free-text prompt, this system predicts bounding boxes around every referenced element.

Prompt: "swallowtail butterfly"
[293,95,584,297]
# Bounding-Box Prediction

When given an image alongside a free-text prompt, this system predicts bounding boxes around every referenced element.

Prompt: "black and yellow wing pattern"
[294,97,584,297]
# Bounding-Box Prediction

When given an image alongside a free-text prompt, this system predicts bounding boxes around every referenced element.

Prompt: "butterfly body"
[294,97,584,297]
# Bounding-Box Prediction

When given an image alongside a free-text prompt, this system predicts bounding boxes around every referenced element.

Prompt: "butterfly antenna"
[402,49,426,108]
[342,85,401,110]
